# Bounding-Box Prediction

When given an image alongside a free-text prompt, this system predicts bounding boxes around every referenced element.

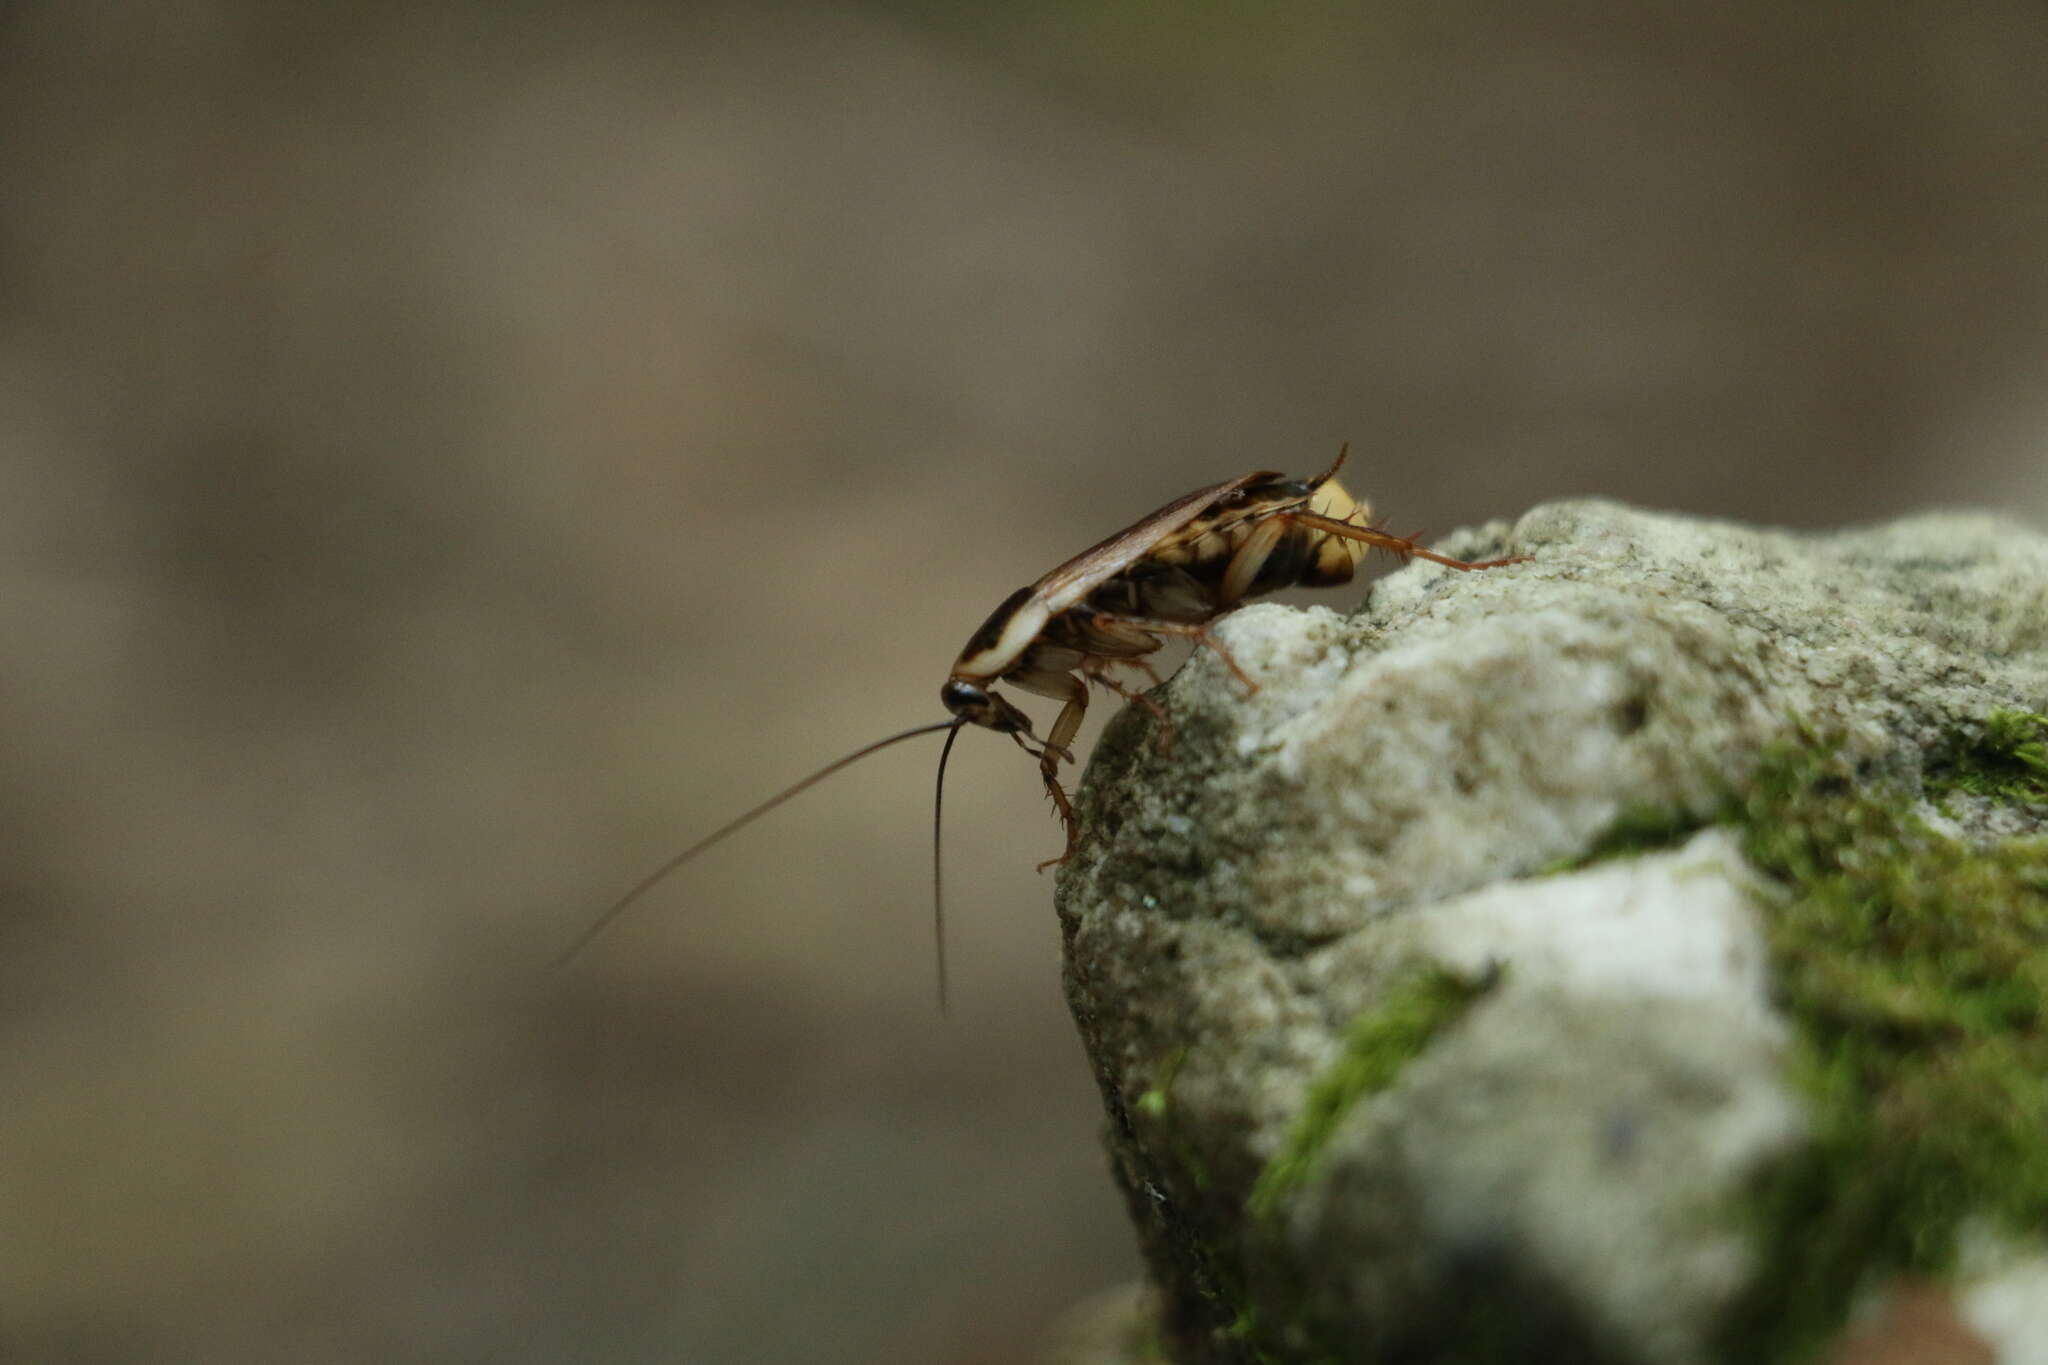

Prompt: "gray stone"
[1055,500,2048,1364]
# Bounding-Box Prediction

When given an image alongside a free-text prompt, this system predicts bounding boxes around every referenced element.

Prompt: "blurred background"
[2,2,2045,1362]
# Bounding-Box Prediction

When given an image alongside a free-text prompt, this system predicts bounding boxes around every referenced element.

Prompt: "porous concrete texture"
[1054,500,2048,1364]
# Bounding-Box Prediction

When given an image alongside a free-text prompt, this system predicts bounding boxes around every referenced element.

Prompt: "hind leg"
[1280,509,1530,571]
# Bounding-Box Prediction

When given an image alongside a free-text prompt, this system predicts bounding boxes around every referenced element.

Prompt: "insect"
[562,445,1526,1004]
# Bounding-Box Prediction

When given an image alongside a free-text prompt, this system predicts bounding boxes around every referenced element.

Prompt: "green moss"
[1135,1045,1190,1120]
[1714,738,2048,1362]
[1248,968,1494,1221]
[1203,713,2048,1362]
[1134,1044,1214,1194]
[1543,723,2048,1359]
[1541,801,1709,873]
[1929,707,2048,806]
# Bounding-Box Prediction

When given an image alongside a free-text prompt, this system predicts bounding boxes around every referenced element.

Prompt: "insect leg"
[1217,515,1292,605]
[1084,664,1174,753]
[1088,611,1258,696]
[1006,668,1089,864]
[1282,509,1529,571]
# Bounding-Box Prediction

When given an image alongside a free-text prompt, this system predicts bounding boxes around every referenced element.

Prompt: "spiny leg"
[1005,668,1090,867]
[1089,610,1258,696]
[1006,731,1078,865]
[1283,508,1529,571]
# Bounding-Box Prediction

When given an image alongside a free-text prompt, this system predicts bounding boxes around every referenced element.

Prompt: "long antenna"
[559,719,966,967]
[932,723,964,1016]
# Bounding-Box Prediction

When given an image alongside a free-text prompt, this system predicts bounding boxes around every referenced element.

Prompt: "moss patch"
[1928,707,2048,806]
[1135,1045,1190,1121]
[1542,801,1710,873]
[1134,1045,1215,1194]
[1204,713,2048,1362]
[1555,723,2048,1359]
[1248,968,1494,1221]
[1715,740,2048,1362]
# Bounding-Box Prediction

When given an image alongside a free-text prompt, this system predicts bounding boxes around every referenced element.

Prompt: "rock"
[1055,500,2048,1364]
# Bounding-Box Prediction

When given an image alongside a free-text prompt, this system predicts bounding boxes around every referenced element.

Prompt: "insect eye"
[941,680,987,717]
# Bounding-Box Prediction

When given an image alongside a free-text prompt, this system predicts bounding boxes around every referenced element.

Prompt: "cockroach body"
[565,445,1525,1003]
[938,443,1522,852]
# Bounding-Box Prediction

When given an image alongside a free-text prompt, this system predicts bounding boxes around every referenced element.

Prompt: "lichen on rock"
[1054,500,2048,1365]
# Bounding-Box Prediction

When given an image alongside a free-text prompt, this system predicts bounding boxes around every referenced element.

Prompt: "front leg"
[1006,668,1089,865]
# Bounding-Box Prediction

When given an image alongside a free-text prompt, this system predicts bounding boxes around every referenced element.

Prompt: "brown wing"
[1028,470,1277,613]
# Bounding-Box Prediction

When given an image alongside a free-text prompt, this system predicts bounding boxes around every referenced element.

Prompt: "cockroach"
[562,445,1525,1005]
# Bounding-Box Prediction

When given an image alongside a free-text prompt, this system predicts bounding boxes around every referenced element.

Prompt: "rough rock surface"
[1053,500,2048,1365]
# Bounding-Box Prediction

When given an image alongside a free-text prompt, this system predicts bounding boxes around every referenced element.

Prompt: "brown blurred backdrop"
[2,3,2045,1363]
